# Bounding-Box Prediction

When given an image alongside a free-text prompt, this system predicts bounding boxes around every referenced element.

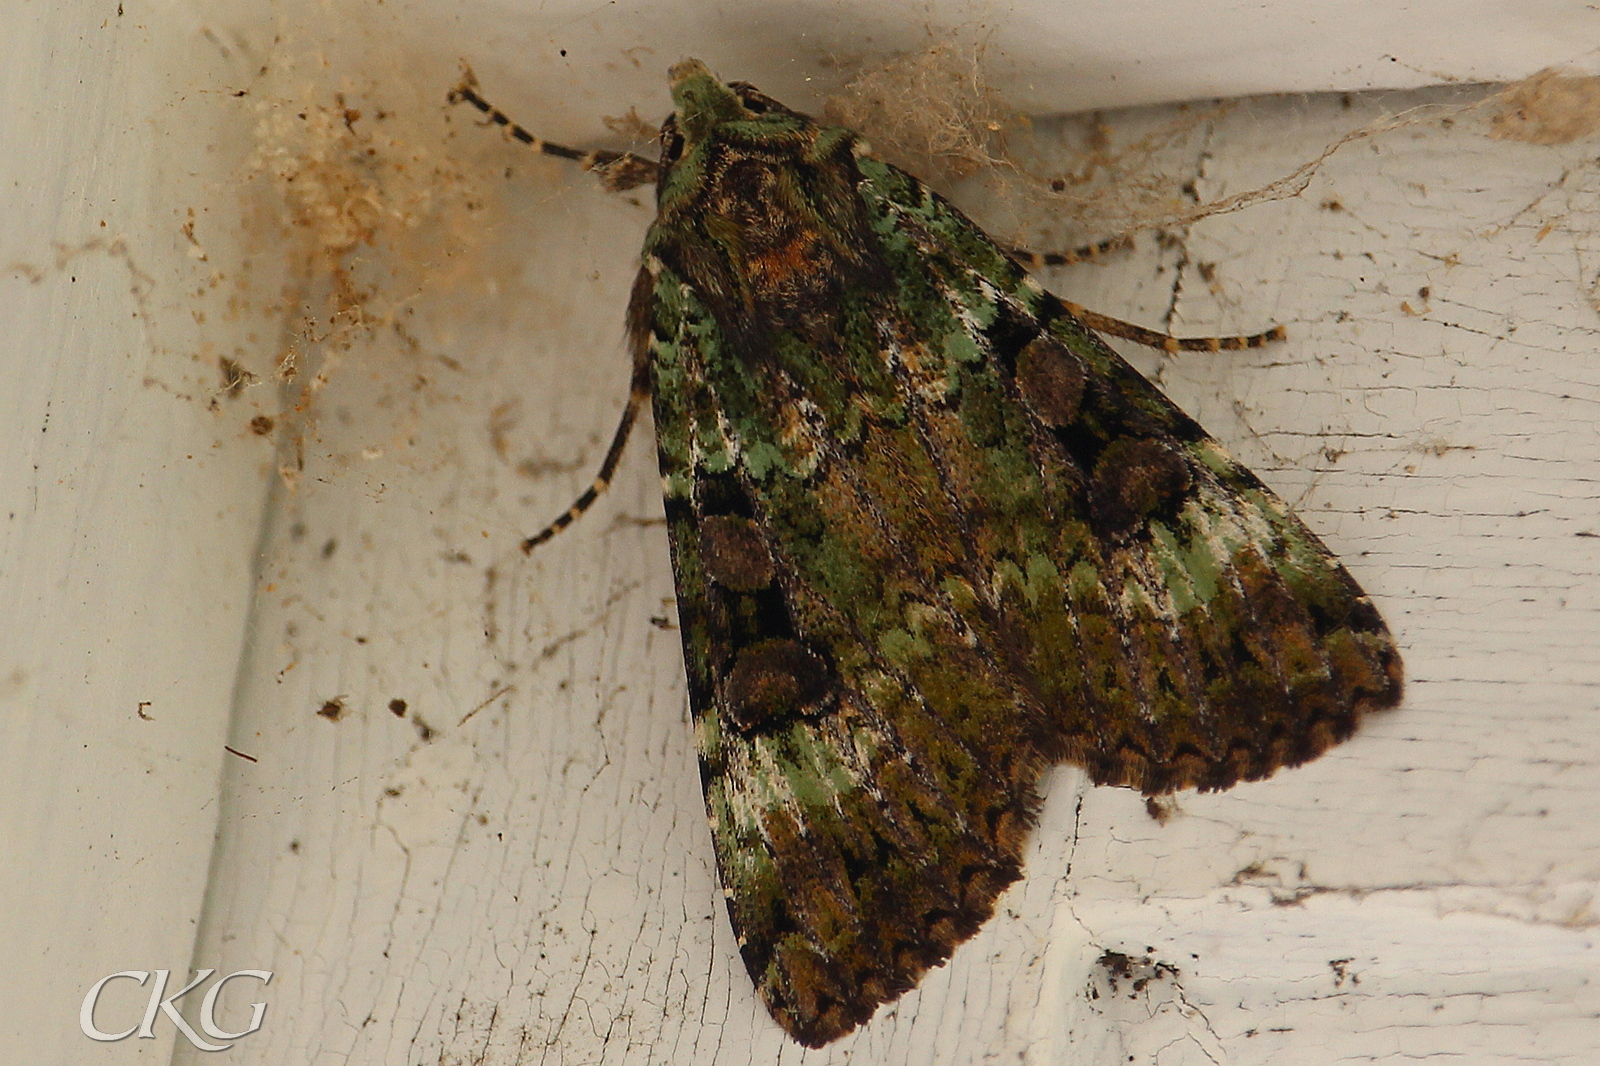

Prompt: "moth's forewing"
[635,60,1400,1046]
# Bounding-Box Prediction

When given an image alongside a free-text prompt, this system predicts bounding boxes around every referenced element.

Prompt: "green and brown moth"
[453,60,1402,1047]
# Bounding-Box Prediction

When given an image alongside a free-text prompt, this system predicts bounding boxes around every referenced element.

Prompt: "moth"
[453,60,1403,1047]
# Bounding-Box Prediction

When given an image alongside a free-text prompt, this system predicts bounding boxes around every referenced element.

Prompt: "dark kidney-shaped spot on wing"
[723,638,834,730]
[1015,333,1087,428]
[701,514,777,591]
[1090,438,1193,535]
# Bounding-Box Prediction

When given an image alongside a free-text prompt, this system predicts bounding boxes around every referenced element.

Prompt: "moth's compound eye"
[660,120,686,164]
[729,83,788,117]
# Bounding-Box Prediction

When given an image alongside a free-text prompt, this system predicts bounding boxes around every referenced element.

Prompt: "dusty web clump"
[823,39,1245,248]
[241,59,498,483]
[822,39,1020,187]
[829,43,1217,246]
[1489,68,1600,145]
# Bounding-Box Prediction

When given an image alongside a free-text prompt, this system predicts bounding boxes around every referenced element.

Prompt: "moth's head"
[657,59,809,171]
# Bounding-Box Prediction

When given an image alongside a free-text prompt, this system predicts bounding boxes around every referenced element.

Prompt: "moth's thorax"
[656,115,841,214]
[648,83,883,329]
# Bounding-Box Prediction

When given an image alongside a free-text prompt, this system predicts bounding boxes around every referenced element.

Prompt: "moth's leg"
[520,351,653,553]
[451,70,659,552]
[1008,234,1285,350]
[449,71,660,191]
[1003,234,1133,269]
[1061,300,1288,352]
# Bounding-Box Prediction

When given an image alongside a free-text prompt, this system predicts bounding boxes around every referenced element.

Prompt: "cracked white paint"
[4,4,1599,1066]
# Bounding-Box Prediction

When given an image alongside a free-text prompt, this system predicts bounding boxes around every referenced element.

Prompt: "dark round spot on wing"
[723,639,833,730]
[1089,438,1193,534]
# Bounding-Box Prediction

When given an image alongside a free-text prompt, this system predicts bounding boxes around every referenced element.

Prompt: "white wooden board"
[0,5,275,1065]
[4,2,1598,1064]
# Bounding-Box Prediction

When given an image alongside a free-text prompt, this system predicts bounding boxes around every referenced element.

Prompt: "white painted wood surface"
[0,6,275,1066]
[5,2,1598,1064]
